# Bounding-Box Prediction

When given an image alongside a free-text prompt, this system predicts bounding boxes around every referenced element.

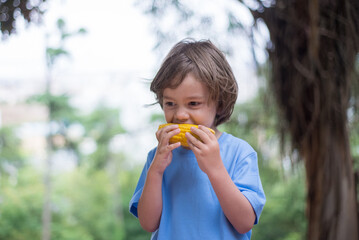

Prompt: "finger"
[185,132,203,149]
[156,128,163,141]
[157,124,179,138]
[166,127,181,140]
[190,126,210,143]
[185,134,196,149]
[158,128,180,147]
[187,138,202,155]
[198,125,213,135]
[198,125,216,140]
[168,141,181,150]
[160,142,181,157]
[163,124,179,132]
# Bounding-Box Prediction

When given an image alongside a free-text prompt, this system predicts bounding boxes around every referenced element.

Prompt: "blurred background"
[0,0,358,240]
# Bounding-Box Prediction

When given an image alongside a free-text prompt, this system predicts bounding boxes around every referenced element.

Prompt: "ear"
[214,113,220,122]
[215,104,223,115]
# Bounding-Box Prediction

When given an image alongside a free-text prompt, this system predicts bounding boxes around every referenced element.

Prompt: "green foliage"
[46,48,69,64]
[0,127,25,171]
[0,164,149,240]
[0,168,43,240]
[51,169,123,240]
[79,105,125,169]
[45,18,87,68]
[120,167,151,240]
[2,12,150,240]
[0,91,147,239]
[252,169,306,240]
[149,112,166,124]
[27,93,77,121]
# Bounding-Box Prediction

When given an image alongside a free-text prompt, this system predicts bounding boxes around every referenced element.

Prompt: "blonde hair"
[150,38,238,126]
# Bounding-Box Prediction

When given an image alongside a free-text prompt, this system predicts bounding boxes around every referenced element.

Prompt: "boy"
[129,39,266,239]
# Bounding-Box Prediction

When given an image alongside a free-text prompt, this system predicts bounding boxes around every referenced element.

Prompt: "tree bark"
[303,124,358,239]
[42,48,53,240]
[250,0,359,239]
[42,133,52,240]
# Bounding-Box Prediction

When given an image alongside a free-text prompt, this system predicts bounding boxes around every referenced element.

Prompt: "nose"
[174,106,189,122]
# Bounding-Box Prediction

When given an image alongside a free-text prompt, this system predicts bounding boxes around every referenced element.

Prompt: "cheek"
[205,105,218,124]
[163,110,173,122]
[195,108,216,122]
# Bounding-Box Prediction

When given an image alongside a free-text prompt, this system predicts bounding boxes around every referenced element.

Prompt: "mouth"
[158,123,215,147]
[171,121,195,125]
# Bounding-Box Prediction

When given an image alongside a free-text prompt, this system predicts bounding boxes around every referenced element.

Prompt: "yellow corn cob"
[158,123,215,147]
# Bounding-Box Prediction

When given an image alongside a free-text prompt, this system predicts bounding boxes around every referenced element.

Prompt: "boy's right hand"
[151,124,181,175]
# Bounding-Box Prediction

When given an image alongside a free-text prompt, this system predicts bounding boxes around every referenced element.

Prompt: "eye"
[164,101,175,107]
[189,101,201,107]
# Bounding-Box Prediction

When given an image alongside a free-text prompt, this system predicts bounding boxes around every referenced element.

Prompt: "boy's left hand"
[185,125,222,175]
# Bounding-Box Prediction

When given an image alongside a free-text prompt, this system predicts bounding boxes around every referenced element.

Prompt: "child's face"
[162,72,217,130]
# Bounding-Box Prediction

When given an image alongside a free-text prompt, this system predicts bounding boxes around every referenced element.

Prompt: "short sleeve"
[129,148,156,218]
[233,151,266,224]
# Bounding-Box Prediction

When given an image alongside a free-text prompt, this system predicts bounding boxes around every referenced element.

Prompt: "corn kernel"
[158,123,215,147]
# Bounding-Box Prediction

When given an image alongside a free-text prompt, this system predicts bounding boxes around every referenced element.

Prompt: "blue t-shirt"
[129,132,266,240]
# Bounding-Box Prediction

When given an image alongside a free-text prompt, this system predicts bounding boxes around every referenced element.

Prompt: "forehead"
[163,73,210,98]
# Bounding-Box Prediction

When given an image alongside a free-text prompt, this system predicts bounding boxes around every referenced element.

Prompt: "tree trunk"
[42,134,52,240]
[303,124,358,239]
[251,0,359,239]
[42,61,53,240]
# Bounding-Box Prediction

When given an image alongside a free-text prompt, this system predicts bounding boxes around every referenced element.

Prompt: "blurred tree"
[26,91,82,235]
[0,168,43,240]
[59,104,150,240]
[79,106,125,169]
[251,1,359,239]
[0,127,25,177]
[120,166,151,240]
[77,105,127,236]
[52,169,124,240]
[29,18,86,240]
[1,13,147,237]
[0,161,150,240]
[0,0,48,39]
[138,0,359,239]
[252,169,306,240]
[0,101,151,239]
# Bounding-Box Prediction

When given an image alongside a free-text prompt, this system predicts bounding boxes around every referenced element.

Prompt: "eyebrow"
[163,95,205,100]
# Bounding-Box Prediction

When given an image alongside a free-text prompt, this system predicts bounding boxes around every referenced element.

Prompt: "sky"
[0,0,158,107]
[0,0,265,167]
[0,0,161,166]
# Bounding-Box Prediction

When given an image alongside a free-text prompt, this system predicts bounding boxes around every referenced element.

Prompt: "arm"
[206,164,256,234]
[137,167,165,232]
[186,126,256,234]
[137,125,181,232]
